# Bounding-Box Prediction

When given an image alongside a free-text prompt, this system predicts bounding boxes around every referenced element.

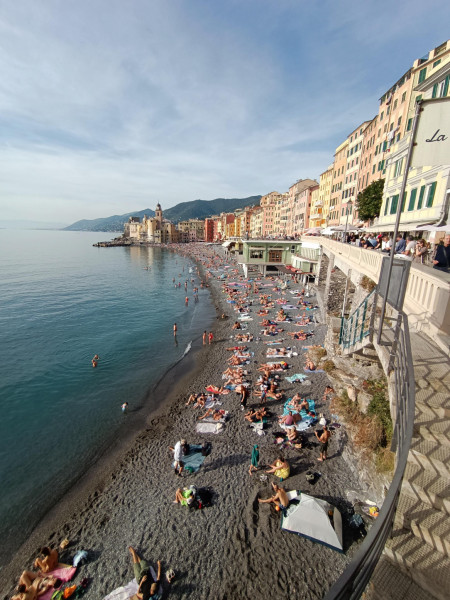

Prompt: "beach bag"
[201,442,212,456]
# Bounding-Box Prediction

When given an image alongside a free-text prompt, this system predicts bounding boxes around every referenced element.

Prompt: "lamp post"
[343,200,353,243]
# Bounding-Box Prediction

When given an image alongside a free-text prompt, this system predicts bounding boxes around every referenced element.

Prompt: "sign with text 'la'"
[410,98,450,168]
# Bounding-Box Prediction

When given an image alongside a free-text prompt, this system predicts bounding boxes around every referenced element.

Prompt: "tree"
[356,179,385,222]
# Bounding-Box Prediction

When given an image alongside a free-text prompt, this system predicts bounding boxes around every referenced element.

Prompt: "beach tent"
[281,492,343,552]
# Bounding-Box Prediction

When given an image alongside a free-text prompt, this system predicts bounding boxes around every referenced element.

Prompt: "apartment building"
[318,164,334,225]
[341,122,370,225]
[329,140,349,226]
[376,40,450,232]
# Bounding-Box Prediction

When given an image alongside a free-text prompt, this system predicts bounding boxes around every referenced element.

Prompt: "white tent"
[281,492,343,552]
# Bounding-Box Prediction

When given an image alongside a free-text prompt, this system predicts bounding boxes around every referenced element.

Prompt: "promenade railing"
[339,289,376,350]
[324,305,416,600]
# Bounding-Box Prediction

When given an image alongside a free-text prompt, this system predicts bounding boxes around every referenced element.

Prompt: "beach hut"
[281,492,343,552]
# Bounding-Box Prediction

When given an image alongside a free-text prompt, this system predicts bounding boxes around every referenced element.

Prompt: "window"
[393,158,403,177]
[407,118,413,131]
[426,182,437,207]
[268,250,282,262]
[416,95,422,103]
[389,123,394,131]
[378,128,381,137]
[418,67,427,83]
[393,99,398,110]
[417,185,425,210]
[387,106,391,115]
[383,141,388,151]
[401,91,406,102]
[433,59,441,68]
[380,111,384,121]
[432,83,438,98]
[397,116,402,126]
[408,188,417,211]
[384,198,390,215]
[390,194,399,214]
[250,250,263,259]
[372,165,376,174]
[439,76,449,97]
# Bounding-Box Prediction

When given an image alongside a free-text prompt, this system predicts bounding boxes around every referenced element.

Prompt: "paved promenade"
[366,331,450,600]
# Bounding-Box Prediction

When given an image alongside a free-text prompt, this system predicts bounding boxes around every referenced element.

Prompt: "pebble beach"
[1,244,365,600]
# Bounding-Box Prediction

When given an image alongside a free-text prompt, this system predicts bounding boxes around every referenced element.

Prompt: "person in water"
[121,402,128,413]
[92,354,99,368]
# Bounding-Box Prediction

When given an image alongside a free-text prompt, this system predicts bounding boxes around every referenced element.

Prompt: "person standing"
[249,444,259,475]
[315,425,331,462]
[433,234,450,272]
[173,323,177,336]
[208,331,213,345]
[202,331,207,345]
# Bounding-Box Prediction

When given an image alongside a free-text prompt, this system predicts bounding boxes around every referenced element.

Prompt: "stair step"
[364,556,437,600]
[402,463,450,515]
[409,437,450,477]
[413,413,450,447]
[395,493,450,558]
[385,527,450,600]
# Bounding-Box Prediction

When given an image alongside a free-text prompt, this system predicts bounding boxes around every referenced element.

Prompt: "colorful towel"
[173,444,206,472]
[285,374,308,383]
[304,368,325,373]
[38,565,77,600]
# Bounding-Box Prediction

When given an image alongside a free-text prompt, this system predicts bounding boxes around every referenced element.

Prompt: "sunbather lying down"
[198,408,227,421]
[12,575,61,600]
[258,362,288,371]
[244,406,267,422]
[305,359,316,371]
[205,385,223,394]
[266,347,288,355]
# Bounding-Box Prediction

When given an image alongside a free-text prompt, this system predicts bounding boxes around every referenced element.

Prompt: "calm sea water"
[0,230,215,566]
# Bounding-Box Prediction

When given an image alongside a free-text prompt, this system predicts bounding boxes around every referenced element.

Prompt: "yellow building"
[376,42,450,233]
[318,164,334,226]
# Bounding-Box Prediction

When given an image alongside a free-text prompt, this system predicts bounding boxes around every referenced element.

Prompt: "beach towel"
[196,422,224,434]
[266,352,292,358]
[38,565,77,600]
[238,316,253,321]
[281,419,313,432]
[281,304,298,310]
[285,374,308,383]
[104,567,162,600]
[173,444,206,472]
[304,368,325,373]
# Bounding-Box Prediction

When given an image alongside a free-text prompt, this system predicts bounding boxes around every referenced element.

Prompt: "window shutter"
[401,192,407,212]
[432,84,438,98]
[444,76,449,97]
[407,118,413,131]
[417,186,425,209]
[408,188,417,211]
[384,198,390,216]
[390,194,399,214]
[426,182,437,207]
[418,68,427,83]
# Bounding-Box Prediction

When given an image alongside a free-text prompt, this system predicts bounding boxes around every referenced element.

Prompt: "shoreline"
[1,246,364,600]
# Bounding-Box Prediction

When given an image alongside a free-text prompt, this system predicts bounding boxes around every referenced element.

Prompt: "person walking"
[249,444,259,475]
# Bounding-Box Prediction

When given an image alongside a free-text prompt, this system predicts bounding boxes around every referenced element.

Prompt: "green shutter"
[408,188,417,211]
[443,76,449,97]
[426,182,437,207]
[418,68,427,83]
[432,84,438,98]
[416,95,422,103]
[401,191,407,212]
[417,186,425,209]
[407,118,413,131]
[384,198,389,216]
[390,194,399,214]
[382,141,387,151]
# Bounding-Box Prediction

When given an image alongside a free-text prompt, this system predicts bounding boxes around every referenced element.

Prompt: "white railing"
[302,236,450,345]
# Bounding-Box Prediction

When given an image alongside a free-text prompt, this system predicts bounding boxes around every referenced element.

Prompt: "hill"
[63,196,261,232]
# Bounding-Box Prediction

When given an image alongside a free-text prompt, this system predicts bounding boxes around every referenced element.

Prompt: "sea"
[0,229,216,567]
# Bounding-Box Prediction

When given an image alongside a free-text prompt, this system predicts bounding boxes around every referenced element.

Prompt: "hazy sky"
[1,0,449,224]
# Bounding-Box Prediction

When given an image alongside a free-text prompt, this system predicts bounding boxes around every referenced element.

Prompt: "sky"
[1,0,450,225]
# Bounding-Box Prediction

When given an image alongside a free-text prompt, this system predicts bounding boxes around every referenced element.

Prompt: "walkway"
[365,331,450,600]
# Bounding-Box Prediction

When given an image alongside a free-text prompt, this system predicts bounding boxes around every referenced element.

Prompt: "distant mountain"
[64,209,155,232]
[64,196,261,232]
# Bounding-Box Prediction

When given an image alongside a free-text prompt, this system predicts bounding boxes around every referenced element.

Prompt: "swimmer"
[173,323,178,336]
[92,359,97,368]
[185,296,189,305]
[121,402,128,412]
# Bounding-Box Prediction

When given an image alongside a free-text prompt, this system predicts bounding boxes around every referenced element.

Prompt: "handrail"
[339,289,376,349]
[326,312,415,599]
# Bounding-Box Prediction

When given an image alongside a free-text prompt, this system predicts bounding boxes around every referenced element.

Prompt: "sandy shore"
[1,245,364,600]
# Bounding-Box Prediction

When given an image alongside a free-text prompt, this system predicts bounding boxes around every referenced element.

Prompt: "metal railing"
[339,288,376,350]
[325,309,415,600]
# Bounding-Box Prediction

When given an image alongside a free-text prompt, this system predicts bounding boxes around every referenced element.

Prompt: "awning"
[222,241,232,247]
[364,220,437,233]
[415,222,449,232]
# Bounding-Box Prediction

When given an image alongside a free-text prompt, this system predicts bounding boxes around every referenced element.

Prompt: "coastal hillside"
[63,196,261,232]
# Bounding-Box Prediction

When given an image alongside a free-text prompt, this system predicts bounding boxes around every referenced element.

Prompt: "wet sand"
[1,245,364,600]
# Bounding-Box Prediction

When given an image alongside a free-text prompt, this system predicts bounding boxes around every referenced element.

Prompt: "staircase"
[365,333,450,600]
[339,288,376,353]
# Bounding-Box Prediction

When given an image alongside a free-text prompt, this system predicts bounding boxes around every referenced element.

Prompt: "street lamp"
[343,200,353,243]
